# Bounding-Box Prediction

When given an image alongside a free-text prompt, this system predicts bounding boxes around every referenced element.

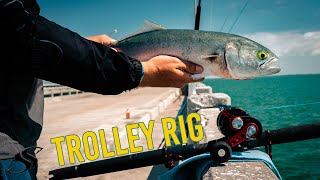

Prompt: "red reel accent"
[222,110,243,131]
[228,123,260,148]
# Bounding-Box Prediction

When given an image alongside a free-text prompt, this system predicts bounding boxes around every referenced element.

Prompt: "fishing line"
[248,101,320,112]
[210,0,214,31]
[228,0,250,33]
[219,15,229,32]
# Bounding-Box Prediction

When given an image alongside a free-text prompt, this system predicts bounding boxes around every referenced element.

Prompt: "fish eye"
[257,51,268,60]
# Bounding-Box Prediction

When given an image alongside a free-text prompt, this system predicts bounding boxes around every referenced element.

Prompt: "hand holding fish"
[86,34,204,88]
[140,55,204,88]
[86,34,116,45]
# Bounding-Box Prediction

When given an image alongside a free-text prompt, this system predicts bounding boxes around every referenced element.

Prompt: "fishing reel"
[205,106,262,164]
[217,106,262,150]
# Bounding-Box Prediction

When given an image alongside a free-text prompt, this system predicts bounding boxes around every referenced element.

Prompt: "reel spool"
[216,106,263,148]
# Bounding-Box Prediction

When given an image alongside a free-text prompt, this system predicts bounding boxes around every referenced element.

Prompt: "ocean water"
[203,74,320,180]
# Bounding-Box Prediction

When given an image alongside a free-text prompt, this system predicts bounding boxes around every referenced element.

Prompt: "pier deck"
[38,87,180,179]
[37,87,278,180]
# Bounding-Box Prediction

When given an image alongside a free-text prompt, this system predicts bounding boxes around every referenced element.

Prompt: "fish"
[112,21,281,80]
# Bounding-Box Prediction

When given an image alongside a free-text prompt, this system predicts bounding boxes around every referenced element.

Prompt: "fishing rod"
[48,140,231,180]
[182,0,202,96]
[48,106,320,179]
[194,0,201,30]
[246,122,320,159]
[247,123,320,147]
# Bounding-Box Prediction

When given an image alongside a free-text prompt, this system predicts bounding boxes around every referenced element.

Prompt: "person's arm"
[2,0,204,95]
[32,16,144,95]
[32,16,204,95]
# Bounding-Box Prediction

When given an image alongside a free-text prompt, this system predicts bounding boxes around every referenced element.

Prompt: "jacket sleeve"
[31,15,144,95]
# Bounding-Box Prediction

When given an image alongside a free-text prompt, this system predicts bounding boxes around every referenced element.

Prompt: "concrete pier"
[37,86,279,180]
[38,87,181,179]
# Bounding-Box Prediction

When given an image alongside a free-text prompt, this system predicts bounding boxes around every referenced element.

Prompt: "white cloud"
[242,31,320,57]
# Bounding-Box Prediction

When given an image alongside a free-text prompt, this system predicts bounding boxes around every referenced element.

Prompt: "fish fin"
[141,20,166,31]
[201,54,220,61]
[114,20,166,43]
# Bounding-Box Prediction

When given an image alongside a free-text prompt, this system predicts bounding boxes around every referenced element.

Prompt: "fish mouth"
[259,57,281,74]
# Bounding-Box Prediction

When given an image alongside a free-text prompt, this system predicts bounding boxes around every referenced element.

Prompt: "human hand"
[140,55,204,88]
[85,34,116,46]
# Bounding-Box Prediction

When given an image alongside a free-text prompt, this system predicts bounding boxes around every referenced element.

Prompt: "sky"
[38,0,320,75]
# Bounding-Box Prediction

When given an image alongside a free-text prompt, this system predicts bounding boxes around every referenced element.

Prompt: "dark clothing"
[0,0,143,160]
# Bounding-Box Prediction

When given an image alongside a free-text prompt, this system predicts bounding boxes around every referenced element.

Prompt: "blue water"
[203,74,320,180]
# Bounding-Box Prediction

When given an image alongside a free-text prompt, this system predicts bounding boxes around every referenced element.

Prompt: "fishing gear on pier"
[48,105,320,179]
[217,106,262,143]
[48,139,232,179]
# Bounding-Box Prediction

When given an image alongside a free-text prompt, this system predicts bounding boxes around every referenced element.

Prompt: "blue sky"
[38,0,320,75]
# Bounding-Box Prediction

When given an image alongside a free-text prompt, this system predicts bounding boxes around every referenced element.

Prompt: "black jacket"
[0,0,143,157]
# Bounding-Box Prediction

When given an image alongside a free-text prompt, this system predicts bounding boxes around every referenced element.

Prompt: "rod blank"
[247,123,320,148]
[49,143,210,179]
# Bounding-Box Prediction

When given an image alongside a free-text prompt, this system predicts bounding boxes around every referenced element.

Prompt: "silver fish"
[112,21,281,80]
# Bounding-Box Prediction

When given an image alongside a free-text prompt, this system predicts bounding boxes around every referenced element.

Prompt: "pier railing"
[44,84,83,98]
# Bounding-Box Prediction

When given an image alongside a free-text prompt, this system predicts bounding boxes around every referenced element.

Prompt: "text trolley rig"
[48,106,320,179]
